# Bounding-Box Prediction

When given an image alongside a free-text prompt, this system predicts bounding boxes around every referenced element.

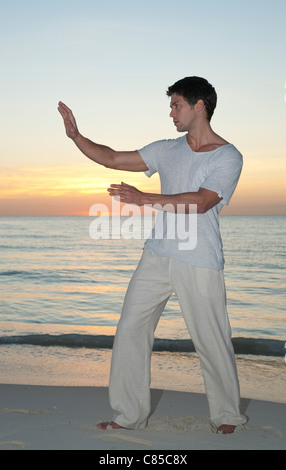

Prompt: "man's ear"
[195,99,205,114]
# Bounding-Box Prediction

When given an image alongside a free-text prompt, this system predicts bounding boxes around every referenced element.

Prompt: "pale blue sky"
[1,0,285,159]
[1,0,286,215]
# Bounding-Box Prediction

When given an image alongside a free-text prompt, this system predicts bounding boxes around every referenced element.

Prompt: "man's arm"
[58,102,148,172]
[108,182,222,214]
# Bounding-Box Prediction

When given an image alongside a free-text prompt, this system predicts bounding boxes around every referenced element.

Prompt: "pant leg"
[109,249,173,429]
[171,259,247,428]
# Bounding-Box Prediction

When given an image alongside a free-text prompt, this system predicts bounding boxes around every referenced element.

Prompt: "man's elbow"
[197,203,208,214]
[105,151,131,170]
[103,151,119,169]
[196,188,223,214]
[196,196,222,214]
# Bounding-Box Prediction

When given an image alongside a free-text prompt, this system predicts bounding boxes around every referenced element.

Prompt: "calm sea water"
[0,216,285,352]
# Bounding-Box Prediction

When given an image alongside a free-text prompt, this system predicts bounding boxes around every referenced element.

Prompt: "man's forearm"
[58,101,116,168]
[73,133,116,168]
[146,188,222,214]
[58,102,147,172]
[108,183,222,214]
[144,192,201,213]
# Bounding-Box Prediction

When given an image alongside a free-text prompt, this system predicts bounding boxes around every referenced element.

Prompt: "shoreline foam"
[0,333,284,356]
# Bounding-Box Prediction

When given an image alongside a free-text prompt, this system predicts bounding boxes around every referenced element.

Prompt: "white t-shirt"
[138,135,243,270]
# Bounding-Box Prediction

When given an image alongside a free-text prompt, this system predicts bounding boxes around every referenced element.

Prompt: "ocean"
[0,215,285,400]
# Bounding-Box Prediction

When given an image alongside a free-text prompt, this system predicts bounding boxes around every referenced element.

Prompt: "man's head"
[166,76,217,122]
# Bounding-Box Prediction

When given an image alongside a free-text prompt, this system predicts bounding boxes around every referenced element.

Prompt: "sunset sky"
[1,0,285,216]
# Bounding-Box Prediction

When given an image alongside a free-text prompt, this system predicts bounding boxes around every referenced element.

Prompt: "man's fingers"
[58,101,79,139]
[107,185,128,197]
[58,102,74,120]
[58,101,71,112]
[108,184,132,195]
[109,182,134,189]
[107,182,143,206]
[58,108,68,121]
[58,104,77,129]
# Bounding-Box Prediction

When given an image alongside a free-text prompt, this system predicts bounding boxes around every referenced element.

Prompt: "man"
[58,76,246,434]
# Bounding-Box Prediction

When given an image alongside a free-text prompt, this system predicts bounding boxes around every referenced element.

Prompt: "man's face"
[169,93,196,132]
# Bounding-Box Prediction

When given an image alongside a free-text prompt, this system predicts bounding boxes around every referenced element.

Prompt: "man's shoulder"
[139,135,186,154]
[152,135,186,147]
[214,143,243,162]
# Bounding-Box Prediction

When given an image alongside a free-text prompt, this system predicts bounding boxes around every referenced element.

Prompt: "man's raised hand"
[58,101,79,140]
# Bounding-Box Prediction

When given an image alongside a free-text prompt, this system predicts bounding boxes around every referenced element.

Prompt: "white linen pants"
[109,248,246,429]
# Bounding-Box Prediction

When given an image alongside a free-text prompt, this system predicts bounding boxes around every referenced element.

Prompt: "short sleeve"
[138,140,167,178]
[200,148,243,205]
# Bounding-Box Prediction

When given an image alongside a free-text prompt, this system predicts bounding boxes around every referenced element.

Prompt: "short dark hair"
[166,76,217,121]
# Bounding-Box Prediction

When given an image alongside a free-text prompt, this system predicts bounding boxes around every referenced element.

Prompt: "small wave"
[0,334,284,357]
[0,270,26,276]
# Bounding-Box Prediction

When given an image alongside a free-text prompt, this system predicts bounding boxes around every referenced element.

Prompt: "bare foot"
[217,424,236,434]
[96,421,125,430]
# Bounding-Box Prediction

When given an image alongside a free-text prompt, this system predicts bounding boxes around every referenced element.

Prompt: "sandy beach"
[1,344,286,452]
[0,383,285,451]
[0,344,286,451]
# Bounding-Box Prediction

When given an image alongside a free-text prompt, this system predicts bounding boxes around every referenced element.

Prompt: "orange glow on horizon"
[0,158,285,216]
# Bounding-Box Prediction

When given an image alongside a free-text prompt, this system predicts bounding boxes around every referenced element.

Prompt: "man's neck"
[186,123,228,153]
